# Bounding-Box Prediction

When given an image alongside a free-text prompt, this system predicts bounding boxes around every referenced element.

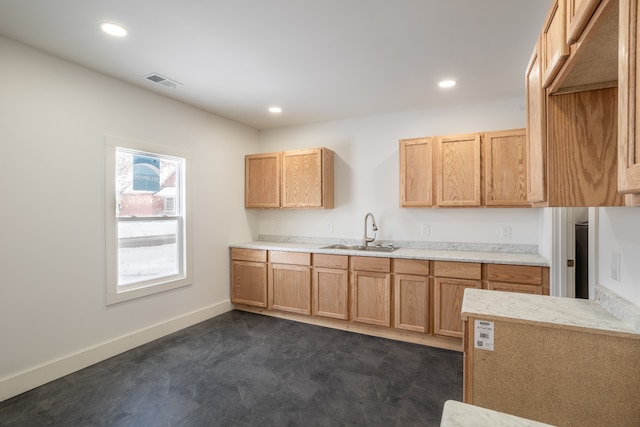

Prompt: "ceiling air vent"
[143,73,182,89]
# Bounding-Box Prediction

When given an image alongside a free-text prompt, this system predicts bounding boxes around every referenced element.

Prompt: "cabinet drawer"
[313,253,348,269]
[231,248,267,263]
[269,251,311,265]
[487,264,543,285]
[434,261,481,280]
[350,256,391,273]
[393,258,430,276]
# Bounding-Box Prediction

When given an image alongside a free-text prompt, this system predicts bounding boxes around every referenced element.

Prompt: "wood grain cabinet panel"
[268,253,312,315]
[313,254,349,320]
[542,0,570,88]
[399,137,435,207]
[436,134,481,207]
[483,129,529,207]
[231,249,268,307]
[394,273,429,333]
[434,277,482,339]
[619,0,640,202]
[350,257,391,327]
[245,152,281,208]
[282,148,334,208]
[525,36,547,204]
[567,0,601,44]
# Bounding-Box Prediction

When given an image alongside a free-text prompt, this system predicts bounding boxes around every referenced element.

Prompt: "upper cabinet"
[436,134,482,207]
[526,0,623,206]
[245,152,281,208]
[399,137,435,207]
[282,148,334,209]
[483,129,529,207]
[618,0,640,204]
[245,147,334,209]
[542,0,570,88]
[400,130,529,208]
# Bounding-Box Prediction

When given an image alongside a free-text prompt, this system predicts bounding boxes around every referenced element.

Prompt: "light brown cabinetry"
[245,152,281,208]
[433,261,482,339]
[436,134,482,207]
[350,256,392,327]
[483,129,529,206]
[485,264,548,295]
[268,251,311,315]
[525,36,547,204]
[230,248,268,307]
[399,137,435,207]
[567,0,602,44]
[393,259,430,333]
[312,254,349,320]
[541,0,570,88]
[245,147,334,209]
[282,148,334,208]
[618,0,640,204]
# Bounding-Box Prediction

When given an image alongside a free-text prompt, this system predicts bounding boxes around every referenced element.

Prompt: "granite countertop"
[229,240,550,267]
[440,400,555,427]
[461,287,640,339]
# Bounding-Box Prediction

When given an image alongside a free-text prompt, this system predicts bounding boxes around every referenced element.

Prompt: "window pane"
[116,149,179,217]
[118,219,180,286]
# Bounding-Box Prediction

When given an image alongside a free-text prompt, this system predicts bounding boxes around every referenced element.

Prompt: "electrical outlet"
[421,224,430,237]
[327,221,333,233]
[611,251,620,281]
[500,226,511,241]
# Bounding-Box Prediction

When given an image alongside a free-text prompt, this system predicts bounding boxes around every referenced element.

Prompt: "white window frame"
[105,135,192,305]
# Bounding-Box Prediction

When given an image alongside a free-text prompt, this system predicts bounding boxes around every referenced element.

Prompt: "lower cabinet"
[485,263,548,295]
[433,261,482,339]
[350,256,392,327]
[231,248,268,307]
[268,251,312,315]
[312,254,349,320]
[393,259,431,333]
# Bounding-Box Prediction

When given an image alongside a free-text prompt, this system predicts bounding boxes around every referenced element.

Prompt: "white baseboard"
[0,300,232,403]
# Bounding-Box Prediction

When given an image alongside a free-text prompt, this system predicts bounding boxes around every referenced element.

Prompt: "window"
[105,135,191,304]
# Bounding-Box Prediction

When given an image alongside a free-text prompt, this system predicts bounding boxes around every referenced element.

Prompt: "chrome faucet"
[362,212,378,248]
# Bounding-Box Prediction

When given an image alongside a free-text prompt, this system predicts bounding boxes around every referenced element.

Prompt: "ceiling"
[0,0,550,130]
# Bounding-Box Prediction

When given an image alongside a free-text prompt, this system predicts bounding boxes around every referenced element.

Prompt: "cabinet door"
[313,267,349,320]
[483,129,529,206]
[434,277,481,339]
[231,260,268,307]
[567,0,601,44]
[526,36,547,204]
[269,264,311,315]
[619,0,640,196]
[542,0,570,88]
[282,148,334,208]
[399,137,435,207]
[394,274,429,333]
[436,134,481,207]
[350,270,391,327]
[245,152,281,208]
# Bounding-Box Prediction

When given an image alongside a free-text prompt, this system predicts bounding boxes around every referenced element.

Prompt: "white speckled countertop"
[440,400,555,427]
[229,239,549,267]
[461,287,640,338]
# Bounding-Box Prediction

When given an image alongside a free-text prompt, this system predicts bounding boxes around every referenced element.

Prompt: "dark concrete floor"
[0,310,463,426]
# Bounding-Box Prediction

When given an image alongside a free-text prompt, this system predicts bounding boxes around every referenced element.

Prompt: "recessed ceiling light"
[268,106,282,113]
[438,80,456,88]
[101,22,127,37]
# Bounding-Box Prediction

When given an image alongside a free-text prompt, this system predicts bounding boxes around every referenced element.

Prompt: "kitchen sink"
[321,244,399,252]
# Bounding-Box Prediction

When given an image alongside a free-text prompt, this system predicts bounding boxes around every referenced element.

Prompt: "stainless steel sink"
[321,244,399,252]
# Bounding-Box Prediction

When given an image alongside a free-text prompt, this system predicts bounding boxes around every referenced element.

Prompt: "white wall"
[598,207,640,306]
[258,99,543,246]
[0,36,258,396]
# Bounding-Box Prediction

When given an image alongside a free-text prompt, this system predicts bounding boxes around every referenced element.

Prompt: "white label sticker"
[474,319,494,351]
